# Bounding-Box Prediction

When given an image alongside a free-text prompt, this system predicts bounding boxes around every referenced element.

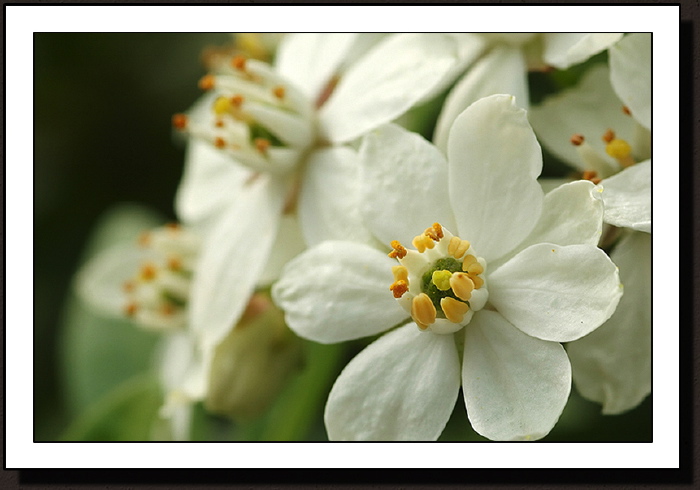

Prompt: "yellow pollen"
[411,293,436,329]
[231,55,247,71]
[605,139,635,167]
[466,262,484,275]
[139,263,157,282]
[441,297,470,323]
[255,138,271,155]
[273,86,286,99]
[570,133,584,146]
[461,254,478,271]
[602,129,615,144]
[424,222,444,241]
[198,74,215,91]
[388,240,407,259]
[412,234,435,253]
[450,272,474,301]
[389,280,409,299]
[172,113,188,131]
[448,237,470,259]
[392,265,408,282]
[432,270,453,291]
[213,96,232,116]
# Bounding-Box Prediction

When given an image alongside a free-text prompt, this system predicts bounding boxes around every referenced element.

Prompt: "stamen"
[571,133,619,178]
[424,222,444,241]
[273,86,286,99]
[230,94,244,107]
[411,293,436,329]
[440,297,470,323]
[412,234,435,253]
[582,170,602,185]
[122,281,135,293]
[622,105,632,116]
[470,275,485,290]
[389,280,409,299]
[198,74,215,91]
[431,270,453,291]
[461,255,478,271]
[172,113,188,131]
[125,302,138,317]
[466,262,484,275]
[388,240,407,259]
[602,129,615,144]
[391,265,408,282]
[214,137,227,149]
[139,263,157,282]
[254,138,271,155]
[570,133,584,146]
[160,303,176,316]
[213,96,232,116]
[231,55,247,71]
[138,231,151,247]
[165,222,180,231]
[167,256,182,271]
[449,272,474,301]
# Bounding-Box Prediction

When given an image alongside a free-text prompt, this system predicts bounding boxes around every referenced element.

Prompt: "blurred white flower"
[273,95,622,441]
[173,33,464,356]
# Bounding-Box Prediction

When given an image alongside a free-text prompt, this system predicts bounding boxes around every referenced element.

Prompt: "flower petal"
[189,175,285,350]
[529,65,633,171]
[325,323,460,440]
[358,123,456,246]
[542,33,623,69]
[488,243,622,342]
[463,310,571,441]
[566,231,651,414]
[319,33,459,143]
[600,160,651,233]
[609,33,651,129]
[447,94,544,262]
[433,46,529,152]
[272,241,407,343]
[298,147,373,246]
[492,180,604,268]
[275,33,358,100]
[257,213,307,287]
[175,139,253,231]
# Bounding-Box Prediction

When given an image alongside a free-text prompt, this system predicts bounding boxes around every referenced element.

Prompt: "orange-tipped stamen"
[388,240,407,259]
[172,113,188,131]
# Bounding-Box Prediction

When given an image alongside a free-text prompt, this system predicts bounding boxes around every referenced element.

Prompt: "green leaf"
[59,374,162,441]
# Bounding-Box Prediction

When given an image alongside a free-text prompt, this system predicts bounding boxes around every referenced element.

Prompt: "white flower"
[529,33,651,414]
[272,95,622,441]
[432,33,624,151]
[174,33,463,354]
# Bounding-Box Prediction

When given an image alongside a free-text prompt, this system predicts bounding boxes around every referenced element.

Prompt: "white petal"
[542,33,623,69]
[320,33,459,143]
[189,175,285,350]
[567,232,651,414]
[609,33,651,129]
[463,310,571,441]
[488,243,622,342]
[493,180,604,268]
[257,213,307,287]
[325,323,460,441]
[298,147,374,246]
[358,123,456,246]
[434,46,529,152]
[600,160,651,233]
[447,94,544,262]
[529,65,633,171]
[175,139,253,231]
[275,33,358,100]
[271,241,407,343]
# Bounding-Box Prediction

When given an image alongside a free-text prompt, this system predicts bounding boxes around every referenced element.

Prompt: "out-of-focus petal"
[542,33,623,69]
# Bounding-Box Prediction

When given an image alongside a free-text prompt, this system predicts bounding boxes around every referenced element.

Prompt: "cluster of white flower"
[78,32,651,441]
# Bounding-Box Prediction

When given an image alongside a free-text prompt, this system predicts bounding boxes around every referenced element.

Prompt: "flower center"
[570,105,650,180]
[123,223,200,331]
[388,223,488,334]
[173,55,315,175]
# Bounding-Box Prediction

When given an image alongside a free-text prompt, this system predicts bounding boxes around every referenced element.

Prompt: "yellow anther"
[254,138,271,155]
[461,254,478,271]
[412,234,435,253]
[392,265,408,282]
[449,272,474,301]
[389,280,409,299]
[466,262,484,275]
[213,96,232,116]
[411,293,436,329]
[431,270,453,291]
[273,86,286,99]
[388,240,407,259]
[470,275,485,290]
[448,237,470,258]
[440,297,470,323]
[605,139,635,167]
[139,263,157,282]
